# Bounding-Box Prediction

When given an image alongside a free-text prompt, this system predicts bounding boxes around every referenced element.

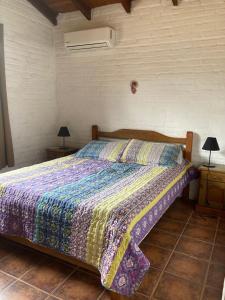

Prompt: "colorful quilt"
[0,155,194,296]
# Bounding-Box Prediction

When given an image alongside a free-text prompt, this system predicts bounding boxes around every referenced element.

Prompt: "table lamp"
[58,126,70,149]
[202,137,220,168]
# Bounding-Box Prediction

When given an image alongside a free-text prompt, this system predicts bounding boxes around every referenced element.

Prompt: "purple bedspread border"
[109,167,194,296]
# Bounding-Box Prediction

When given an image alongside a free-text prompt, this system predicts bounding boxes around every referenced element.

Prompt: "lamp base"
[203,164,216,168]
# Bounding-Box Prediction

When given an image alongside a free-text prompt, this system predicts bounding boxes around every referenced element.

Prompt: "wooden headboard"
[92,125,193,161]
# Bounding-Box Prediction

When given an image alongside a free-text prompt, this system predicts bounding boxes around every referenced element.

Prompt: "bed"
[0,125,194,300]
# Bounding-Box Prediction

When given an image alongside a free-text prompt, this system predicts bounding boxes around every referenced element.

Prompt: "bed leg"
[110,291,128,300]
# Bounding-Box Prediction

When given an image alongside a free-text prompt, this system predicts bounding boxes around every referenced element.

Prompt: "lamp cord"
[205,150,212,206]
[208,150,211,167]
[206,167,209,206]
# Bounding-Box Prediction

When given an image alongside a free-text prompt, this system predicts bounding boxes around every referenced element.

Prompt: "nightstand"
[46,147,79,161]
[196,165,225,217]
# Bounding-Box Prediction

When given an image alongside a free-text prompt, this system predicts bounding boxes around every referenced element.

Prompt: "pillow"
[75,140,129,162]
[120,139,183,166]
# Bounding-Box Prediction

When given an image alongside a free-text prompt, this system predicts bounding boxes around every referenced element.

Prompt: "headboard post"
[92,125,99,140]
[185,131,193,161]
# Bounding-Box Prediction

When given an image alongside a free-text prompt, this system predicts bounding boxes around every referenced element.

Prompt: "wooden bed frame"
[92,125,193,161]
[3,125,193,300]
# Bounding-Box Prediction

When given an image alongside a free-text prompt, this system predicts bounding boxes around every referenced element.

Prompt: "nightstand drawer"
[208,172,225,183]
[199,165,225,183]
[207,181,225,209]
[197,165,225,216]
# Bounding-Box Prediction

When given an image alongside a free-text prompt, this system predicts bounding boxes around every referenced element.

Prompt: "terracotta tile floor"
[0,198,224,300]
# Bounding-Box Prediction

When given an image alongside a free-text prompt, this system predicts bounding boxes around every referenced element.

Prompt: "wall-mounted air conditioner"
[64,27,116,51]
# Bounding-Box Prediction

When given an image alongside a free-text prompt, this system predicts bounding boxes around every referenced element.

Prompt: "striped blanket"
[0,155,193,295]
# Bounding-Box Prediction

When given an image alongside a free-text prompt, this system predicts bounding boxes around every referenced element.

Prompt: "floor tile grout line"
[199,216,220,300]
[0,267,65,299]
[0,277,19,296]
[0,264,44,296]
[18,255,47,280]
[163,269,206,286]
[170,249,211,263]
[45,295,62,300]
[0,269,18,296]
[0,252,15,264]
[47,267,77,298]
[97,289,105,300]
[0,268,51,298]
[144,243,212,263]
[0,247,80,297]
[0,269,25,282]
[0,249,48,283]
[149,211,194,299]
[13,278,50,297]
[45,295,63,300]
[163,269,204,285]
[0,269,16,280]
[0,254,103,300]
[147,228,216,245]
[145,228,183,238]
[162,216,189,225]
[143,242,177,252]
[181,234,214,245]
[136,291,150,298]
[76,267,105,300]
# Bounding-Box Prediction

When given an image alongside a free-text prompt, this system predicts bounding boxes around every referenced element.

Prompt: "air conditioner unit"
[64,27,116,51]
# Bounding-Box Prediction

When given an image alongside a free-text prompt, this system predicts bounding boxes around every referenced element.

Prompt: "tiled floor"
[0,198,224,300]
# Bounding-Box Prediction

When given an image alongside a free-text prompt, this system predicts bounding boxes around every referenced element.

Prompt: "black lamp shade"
[58,127,70,137]
[202,137,220,151]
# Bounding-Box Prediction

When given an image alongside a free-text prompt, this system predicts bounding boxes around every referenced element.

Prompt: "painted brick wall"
[55,0,225,165]
[0,0,57,169]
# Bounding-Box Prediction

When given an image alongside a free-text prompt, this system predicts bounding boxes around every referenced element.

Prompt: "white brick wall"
[55,0,225,165]
[0,0,57,168]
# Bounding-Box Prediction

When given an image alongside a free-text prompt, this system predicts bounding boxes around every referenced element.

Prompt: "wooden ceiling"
[27,0,179,25]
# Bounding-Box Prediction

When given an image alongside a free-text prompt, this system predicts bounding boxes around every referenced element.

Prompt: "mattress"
[0,155,194,295]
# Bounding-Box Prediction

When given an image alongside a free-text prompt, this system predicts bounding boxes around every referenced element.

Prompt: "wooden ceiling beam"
[172,0,178,5]
[71,0,92,20]
[27,0,58,25]
[121,0,131,13]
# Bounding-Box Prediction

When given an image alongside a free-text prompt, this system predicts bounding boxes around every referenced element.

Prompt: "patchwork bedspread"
[0,155,194,295]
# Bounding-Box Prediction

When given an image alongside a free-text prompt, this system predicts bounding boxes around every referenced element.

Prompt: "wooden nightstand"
[46,147,79,161]
[196,165,225,217]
